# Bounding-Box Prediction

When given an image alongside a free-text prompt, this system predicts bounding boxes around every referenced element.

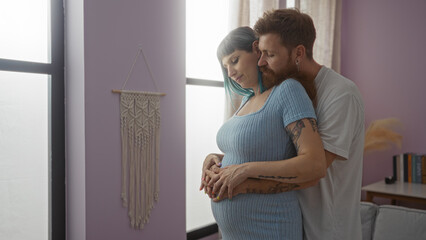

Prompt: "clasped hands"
[199,154,250,202]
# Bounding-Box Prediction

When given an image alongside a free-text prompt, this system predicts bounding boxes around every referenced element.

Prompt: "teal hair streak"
[223,67,266,110]
[223,70,252,99]
[257,66,265,94]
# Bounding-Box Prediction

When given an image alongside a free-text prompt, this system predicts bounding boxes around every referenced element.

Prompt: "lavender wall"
[83,0,185,239]
[341,0,426,193]
[67,1,426,238]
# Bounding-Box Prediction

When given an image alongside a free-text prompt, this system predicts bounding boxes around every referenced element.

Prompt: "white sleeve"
[317,93,364,160]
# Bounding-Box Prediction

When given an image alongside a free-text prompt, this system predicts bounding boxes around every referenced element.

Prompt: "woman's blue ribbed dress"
[212,79,316,240]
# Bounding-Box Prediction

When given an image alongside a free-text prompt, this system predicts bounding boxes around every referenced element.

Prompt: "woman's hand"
[200,153,223,196]
[206,163,250,201]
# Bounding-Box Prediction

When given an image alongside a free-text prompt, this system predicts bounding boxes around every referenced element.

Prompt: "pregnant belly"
[211,192,300,229]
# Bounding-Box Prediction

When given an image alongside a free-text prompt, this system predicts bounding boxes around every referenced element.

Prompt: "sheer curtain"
[224,0,279,119]
[296,0,342,72]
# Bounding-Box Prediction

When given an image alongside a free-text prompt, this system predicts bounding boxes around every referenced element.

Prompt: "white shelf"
[362,181,426,199]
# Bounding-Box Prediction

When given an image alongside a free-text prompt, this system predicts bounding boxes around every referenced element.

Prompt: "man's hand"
[206,163,250,201]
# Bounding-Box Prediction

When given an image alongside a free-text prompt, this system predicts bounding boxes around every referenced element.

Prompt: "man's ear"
[292,44,306,64]
[252,40,260,53]
[294,45,306,59]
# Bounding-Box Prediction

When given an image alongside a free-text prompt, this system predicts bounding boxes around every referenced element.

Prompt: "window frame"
[186,78,224,88]
[0,0,65,239]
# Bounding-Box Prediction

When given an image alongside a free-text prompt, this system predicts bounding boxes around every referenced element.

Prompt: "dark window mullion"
[49,0,65,239]
[186,77,224,88]
[50,72,65,240]
[50,0,64,72]
[0,58,55,74]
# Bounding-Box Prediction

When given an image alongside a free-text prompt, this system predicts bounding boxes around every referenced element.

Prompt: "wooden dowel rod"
[112,89,166,96]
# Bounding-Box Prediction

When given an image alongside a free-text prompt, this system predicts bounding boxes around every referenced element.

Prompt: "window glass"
[287,0,295,8]
[186,0,229,81]
[185,84,225,231]
[0,71,49,240]
[0,0,50,63]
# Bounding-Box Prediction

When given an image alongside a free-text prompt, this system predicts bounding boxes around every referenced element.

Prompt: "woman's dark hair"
[217,26,264,97]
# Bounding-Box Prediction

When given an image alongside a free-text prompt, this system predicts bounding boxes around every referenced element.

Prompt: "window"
[185,0,229,236]
[287,0,296,8]
[0,0,65,239]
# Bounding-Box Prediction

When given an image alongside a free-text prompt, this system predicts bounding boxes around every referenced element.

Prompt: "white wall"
[65,0,86,239]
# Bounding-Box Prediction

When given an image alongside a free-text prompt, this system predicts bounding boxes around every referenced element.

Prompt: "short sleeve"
[277,79,317,127]
[317,92,364,160]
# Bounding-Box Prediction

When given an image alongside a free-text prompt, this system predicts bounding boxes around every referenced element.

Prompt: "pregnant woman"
[201,26,325,239]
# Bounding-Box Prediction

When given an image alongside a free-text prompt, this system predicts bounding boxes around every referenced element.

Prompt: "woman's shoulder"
[277,78,303,89]
[274,78,307,96]
[271,78,313,109]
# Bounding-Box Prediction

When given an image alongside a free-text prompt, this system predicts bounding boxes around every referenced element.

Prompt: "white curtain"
[228,0,279,29]
[296,0,342,72]
[224,0,279,120]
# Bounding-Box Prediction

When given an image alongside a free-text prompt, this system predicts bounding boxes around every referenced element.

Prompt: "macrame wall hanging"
[112,45,165,229]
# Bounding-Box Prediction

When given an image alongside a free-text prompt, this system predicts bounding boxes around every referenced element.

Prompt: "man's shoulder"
[316,67,363,104]
[318,67,355,89]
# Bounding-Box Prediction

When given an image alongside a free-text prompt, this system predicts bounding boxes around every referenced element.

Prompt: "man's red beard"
[259,62,317,107]
[259,64,298,89]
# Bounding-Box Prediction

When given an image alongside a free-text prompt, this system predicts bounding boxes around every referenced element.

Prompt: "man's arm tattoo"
[308,118,318,132]
[245,183,300,194]
[258,175,297,180]
[286,119,305,152]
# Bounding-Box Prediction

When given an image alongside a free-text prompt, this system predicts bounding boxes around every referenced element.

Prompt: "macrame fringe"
[120,92,160,229]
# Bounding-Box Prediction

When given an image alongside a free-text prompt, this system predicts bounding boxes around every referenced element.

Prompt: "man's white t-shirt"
[296,66,365,240]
